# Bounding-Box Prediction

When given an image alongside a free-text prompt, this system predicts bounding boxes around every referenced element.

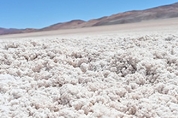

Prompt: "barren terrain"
[0,18,178,118]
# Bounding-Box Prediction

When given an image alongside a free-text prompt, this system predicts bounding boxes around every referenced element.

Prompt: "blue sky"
[1,0,178,29]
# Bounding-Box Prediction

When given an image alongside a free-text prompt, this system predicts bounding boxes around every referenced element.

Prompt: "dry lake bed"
[0,18,178,118]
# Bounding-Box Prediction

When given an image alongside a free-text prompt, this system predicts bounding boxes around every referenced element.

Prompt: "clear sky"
[1,0,178,29]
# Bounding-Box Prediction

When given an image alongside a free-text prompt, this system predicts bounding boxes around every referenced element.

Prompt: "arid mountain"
[92,2,178,26]
[1,2,178,35]
[41,20,85,31]
[0,28,37,35]
[0,28,22,35]
[43,2,178,30]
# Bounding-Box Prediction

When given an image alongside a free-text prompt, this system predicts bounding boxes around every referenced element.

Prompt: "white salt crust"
[0,32,178,118]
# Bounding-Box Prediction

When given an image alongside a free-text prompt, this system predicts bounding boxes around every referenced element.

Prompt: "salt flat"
[1,17,178,39]
[0,18,178,118]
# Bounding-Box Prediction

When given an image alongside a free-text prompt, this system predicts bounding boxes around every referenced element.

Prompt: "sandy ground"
[0,18,178,118]
[1,17,178,39]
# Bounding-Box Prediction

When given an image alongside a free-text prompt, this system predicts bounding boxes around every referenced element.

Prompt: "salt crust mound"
[0,33,178,118]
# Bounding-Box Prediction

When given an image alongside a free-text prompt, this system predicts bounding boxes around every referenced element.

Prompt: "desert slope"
[0,19,178,117]
[42,2,178,30]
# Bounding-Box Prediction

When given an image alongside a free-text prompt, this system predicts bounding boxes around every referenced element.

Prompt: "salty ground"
[0,18,178,118]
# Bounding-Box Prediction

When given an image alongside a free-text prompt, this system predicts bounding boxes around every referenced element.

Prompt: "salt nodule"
[0,32,178,118]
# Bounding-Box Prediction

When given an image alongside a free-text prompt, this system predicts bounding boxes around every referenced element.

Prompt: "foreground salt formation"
[0,32,178,118]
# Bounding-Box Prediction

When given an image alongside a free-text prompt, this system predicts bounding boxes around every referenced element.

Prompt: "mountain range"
[1,2,178,35]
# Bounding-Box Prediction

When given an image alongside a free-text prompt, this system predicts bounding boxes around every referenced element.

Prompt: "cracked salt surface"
[0,31,178,118]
